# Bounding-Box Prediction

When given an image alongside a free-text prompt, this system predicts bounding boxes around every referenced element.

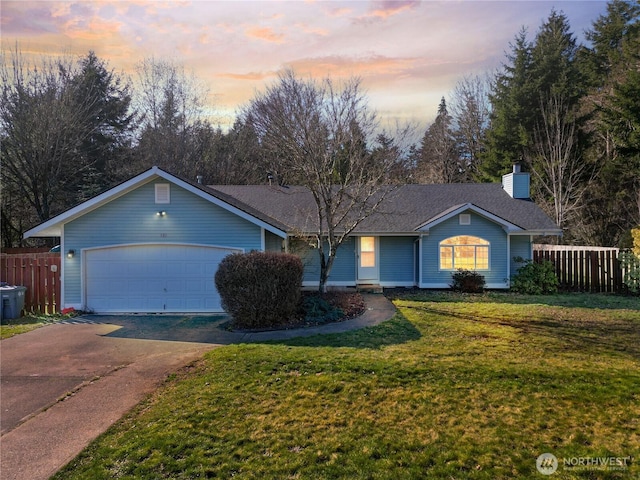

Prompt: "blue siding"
[422,212,508,287]
[300,236,416,286]
[513,174,531,199]
[503,172,530,199]
[380,236,416,284]
[510,235,533,278]
[64,180,263,303]
[299,238,356,285]
[265,231,284,252]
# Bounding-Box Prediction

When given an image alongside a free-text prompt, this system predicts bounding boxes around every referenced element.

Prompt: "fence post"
[577,250,583,291]
[600,251,607,293]
[588,251,598,293]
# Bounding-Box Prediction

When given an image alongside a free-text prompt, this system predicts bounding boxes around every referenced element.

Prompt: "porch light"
[67,249,75,258]
[156,211,166,217]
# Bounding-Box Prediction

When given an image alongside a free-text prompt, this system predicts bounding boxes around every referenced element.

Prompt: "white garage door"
[84,244,240,313]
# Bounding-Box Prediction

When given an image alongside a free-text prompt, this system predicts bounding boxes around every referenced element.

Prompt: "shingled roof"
[208,183,561,235]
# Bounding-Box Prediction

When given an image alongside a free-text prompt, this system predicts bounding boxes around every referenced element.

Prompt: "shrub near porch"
[55,292,640,480]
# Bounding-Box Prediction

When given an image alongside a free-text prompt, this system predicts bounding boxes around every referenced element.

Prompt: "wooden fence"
[532,246,623,293]
[0,253,61,314]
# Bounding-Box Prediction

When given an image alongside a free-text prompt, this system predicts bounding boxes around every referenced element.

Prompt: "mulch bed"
[303,290,367,323]
[223,291,366,332]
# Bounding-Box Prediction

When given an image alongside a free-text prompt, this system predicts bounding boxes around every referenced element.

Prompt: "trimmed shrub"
[510,256,558,294]
[450,269,486,293]
[215,251,303,329]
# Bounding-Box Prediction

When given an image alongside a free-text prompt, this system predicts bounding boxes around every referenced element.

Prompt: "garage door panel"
[85,244,237,313]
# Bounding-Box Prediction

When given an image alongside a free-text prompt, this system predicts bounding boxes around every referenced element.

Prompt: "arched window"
[439,235,489,270]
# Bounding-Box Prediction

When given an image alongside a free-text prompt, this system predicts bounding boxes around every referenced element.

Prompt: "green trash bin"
[1,286,27,320]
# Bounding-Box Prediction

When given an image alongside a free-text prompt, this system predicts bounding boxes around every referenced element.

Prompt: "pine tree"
[578,0,640,245]
[418,97,459,183]
[71,52,134,200]
[479,29,534,181]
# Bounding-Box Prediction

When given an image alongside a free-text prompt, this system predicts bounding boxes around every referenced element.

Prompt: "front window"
[360,236,376,267]
[440,235,489,270]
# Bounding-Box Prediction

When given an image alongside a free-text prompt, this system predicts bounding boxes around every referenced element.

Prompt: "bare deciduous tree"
[242,70,403,291]
[1,49,99,239]
[528,94,594,231]
[133,57,210,177]
[449,74,491,181]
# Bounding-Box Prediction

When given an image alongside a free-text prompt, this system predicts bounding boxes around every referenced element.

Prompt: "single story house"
[25,165,561,313]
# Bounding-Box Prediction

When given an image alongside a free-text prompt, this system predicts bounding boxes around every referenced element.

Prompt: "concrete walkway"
[0,294,396,480]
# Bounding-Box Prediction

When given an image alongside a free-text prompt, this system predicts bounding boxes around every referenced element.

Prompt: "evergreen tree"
[70,52,135,200]
[225,117,271,184]
[479,29,534,181]
[481,12,585,183]
[418,97,459,183]
[578,0,640,245]
[525,10,591,238]
[530,10,582,102]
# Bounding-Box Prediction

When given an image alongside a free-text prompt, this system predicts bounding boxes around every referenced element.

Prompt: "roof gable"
[416,203,523,233]
[24,167,287,239]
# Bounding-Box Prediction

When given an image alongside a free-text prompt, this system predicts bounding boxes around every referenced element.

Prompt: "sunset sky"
[2,1,608,130]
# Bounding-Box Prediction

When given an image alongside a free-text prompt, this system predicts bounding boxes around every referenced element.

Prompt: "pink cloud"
[63,16,123,40]
[294,23,329,36]
[285,54,418,79]
[328,7,353,17]
[217,71,278,81]
[245,26,285,44]
[370,0,420,18]
[354,0,420,24]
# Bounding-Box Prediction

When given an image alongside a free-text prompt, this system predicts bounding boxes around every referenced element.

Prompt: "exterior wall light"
[67,249,75,258]
[157,211,166,217]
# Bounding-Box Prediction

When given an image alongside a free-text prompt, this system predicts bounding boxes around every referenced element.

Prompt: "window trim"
[439,235,490,271]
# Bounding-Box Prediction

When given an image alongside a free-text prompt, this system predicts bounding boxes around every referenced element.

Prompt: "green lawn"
[0,314,65,339]
[54,292,639,479]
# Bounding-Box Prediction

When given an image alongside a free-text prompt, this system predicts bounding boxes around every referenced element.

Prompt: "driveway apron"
[0,322,217,480]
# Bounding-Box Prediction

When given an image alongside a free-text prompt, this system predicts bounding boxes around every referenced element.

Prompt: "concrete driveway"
[0,319,220,480]
[0,295,396,480]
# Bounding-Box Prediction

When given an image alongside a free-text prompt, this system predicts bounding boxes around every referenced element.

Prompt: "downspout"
[418,233,426,288]
[506,230,511,288]
[413,237,419,287]
[60,224,66,310]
